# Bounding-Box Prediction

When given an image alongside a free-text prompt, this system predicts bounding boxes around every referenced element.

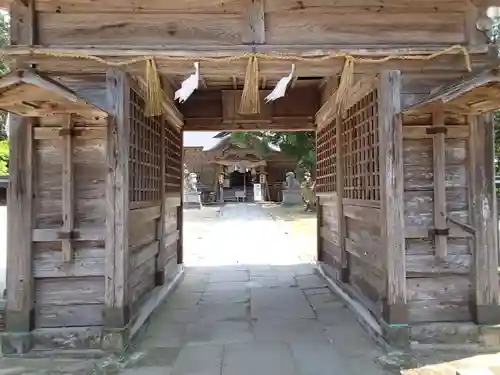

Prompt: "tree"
[229,131,315,176]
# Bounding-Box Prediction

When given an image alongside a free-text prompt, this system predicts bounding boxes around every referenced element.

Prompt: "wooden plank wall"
[403,112,472,324]
[31,0,468,46]
[317,80,390,319]
[126,85,182,316]
[33,113,107,328]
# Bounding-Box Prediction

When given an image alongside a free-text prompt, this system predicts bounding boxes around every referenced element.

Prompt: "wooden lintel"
[5,45,494,77]
[34,126,106,140]
[403,125,469,139]
[242,0,265,44]
[33,228,105,242]
[61,114,74,262]
[184,117,314,131]
[431,106,448,259]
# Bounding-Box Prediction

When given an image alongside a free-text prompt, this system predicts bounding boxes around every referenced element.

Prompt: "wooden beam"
[6,115,33,341]
[378,71,407,329]
[60,114,74,262]
[241,0,265,44]
[5,45,494,77]
[469,113,500,324]
[104,69,130,328]
[183,117,314,131]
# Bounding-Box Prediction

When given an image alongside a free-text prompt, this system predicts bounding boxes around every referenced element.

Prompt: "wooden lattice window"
[129,88,162,205]
[316,119,337,193]
[165,123,182,193]
[341,89,380,201]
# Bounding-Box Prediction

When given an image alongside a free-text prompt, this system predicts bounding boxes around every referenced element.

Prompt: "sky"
[183,131,220,150]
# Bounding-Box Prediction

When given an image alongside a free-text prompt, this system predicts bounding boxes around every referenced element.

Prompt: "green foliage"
[0,140,8,175]
[229,131,315,174]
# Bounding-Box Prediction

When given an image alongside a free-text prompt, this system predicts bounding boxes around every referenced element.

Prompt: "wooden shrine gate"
[1,69,184,353]
[315,71,500,348]
[2,0,500,356]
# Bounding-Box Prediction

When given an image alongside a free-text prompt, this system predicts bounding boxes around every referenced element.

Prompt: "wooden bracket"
[426,126,447,135]
[429,228,450,237]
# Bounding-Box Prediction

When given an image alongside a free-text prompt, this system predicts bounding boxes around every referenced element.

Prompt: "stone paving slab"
[0,204,396,375]
[119,204,391,375]
[222,342,300,375]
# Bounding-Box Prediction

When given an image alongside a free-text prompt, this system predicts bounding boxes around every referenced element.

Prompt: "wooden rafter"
[403,69,500,114]
[0,68,107,116]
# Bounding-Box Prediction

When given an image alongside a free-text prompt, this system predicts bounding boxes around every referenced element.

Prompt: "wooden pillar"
[61,114,75,262]
[316,202,323,261]
[431,106,448,259]
[336,113,348,282]
[156,116,167,286]
[104,69,130,328]
[378,71,407,327]
[177,129,184,265]
[6,115,34,341]
[469,113,500,324]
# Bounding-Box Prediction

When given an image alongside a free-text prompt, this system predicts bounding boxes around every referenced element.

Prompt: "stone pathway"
[120,203,392,375]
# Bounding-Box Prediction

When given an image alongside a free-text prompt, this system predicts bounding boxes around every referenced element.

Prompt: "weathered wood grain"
[129,221,157,249]
[406,253,471,277]
[343,204,380,226]
[402,125,469,139]
[38,13,243,45]
[36,304,104,328]
[61,115,75,262]
[345,238,384,272]
[242,0,265,44]
[265,10,465,45]
[104,68,130,327]
[129,206,161,226]
[129,241,159,272]
[6,115,34,332]
[379,70,406,324]
[349,256,385,317]
[407,276,471,323]
[33,246,105,278]
[36,277,105,305]
[469,114,500,324]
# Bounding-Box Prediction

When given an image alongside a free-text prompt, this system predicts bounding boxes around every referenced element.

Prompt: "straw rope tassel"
[145,59,164,117]
[334,56,355,115]
[239,56,260,114]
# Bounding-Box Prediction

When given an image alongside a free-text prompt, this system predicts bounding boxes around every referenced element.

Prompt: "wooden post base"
[103,306,130,329]
[471,303,500,325]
